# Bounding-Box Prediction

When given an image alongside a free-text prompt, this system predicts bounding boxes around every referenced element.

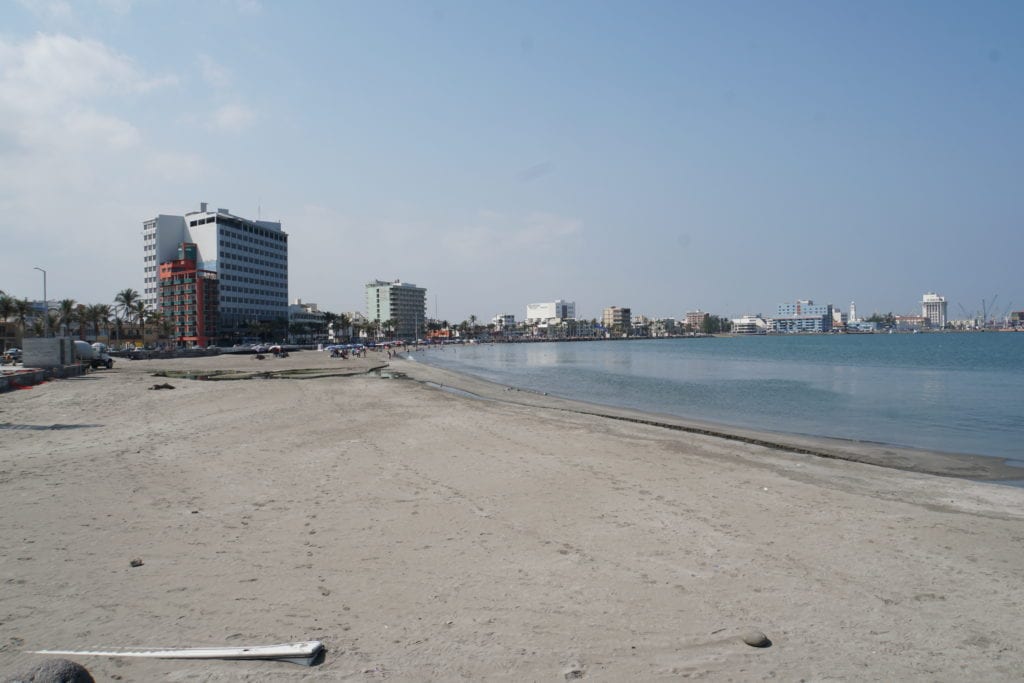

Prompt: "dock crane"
[957,303,976,328]
[998,302,1014,327]
[982,295,999,327]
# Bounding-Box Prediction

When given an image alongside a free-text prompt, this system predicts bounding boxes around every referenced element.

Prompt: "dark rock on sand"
[5,658,95,682]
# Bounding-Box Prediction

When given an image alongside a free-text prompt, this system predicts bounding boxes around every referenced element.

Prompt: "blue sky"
[2,0,1021,322]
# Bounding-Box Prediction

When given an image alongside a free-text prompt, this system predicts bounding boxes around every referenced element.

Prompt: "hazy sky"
[2,0,1022,322]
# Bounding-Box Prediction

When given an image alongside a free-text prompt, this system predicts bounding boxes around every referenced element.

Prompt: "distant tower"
[849,301,858,323]
[921,292,947,329]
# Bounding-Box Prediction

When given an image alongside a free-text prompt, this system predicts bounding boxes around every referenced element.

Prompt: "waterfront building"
[340,311,367,342]
[895,314,928,331]
[157,242,218,347]
[771,299,833,333]
[631,315,651,337]
[542,318,600,339]
[526,300,575,323]
[732,314,768,334]
[602,306,631,333]
[685,310,709,331]
[492,313,516,329]
[365,279,427,339]
[288,299,325,343]
[921,292,948,329]
[849,301,858,323]
[143,203,289,339]
[650,318,678,337]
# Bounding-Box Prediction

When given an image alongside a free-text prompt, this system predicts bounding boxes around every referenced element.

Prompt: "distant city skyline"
[2,2,1021,322]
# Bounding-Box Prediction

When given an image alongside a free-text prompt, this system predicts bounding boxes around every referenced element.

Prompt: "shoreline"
[392,354,1024,483]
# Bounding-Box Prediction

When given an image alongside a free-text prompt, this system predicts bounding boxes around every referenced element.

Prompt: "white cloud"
[0,32,199,275]
[234,0,262,14]
[0,33,175,114]
[96,0,135,14]
[146,151,207,182]
[209,103,256,131]
[62,108,141,149]
[16,0,74,23]
[198,53,232,88]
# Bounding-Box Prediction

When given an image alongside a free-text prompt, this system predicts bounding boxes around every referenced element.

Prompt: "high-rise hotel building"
[365,279,427,339]
[143,203,288,338]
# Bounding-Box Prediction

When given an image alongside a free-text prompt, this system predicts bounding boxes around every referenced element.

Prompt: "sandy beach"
[2,349,1023,681]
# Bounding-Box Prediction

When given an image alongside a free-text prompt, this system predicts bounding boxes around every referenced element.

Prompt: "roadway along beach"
[2,351,1023,681]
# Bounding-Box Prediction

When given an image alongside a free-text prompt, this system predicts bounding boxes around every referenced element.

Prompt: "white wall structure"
[526,300,575,323]
[732,314,768,334]
[142,203,289,331]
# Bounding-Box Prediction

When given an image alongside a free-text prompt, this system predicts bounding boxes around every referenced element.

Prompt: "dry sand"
[1,349,1023,681]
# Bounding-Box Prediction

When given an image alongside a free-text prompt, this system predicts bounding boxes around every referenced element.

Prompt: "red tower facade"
[158,243,219,347]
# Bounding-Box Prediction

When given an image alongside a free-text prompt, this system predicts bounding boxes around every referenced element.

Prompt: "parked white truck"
[74,341,114,369]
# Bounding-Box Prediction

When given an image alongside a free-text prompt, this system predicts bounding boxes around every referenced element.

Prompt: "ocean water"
[416,333,1024,462]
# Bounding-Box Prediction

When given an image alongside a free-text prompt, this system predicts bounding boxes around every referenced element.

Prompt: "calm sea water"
[416,333,1024,462]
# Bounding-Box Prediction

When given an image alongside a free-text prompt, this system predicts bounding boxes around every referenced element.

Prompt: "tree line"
[0,287,162,342]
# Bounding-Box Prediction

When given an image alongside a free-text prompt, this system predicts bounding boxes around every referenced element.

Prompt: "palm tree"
[0,294,14,338]
[336,312,351,341]
[30,310,58,337]
[78,304,98,340]
[114,288,140,337]
[87,304,112,341]
[95,305,112,339]
[14,298,32,335]
[57,299,77,337]
[0,293,13,323]
[112,314,126,346]
[74,303,88,339]
[468,314,478,339]
[147,310,172,343]
[132,300,148,340]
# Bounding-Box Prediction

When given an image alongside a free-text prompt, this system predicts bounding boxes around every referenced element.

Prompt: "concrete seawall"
[0,364,87,392]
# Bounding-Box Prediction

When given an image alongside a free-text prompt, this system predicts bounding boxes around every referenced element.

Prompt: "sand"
[1,349,1023,681]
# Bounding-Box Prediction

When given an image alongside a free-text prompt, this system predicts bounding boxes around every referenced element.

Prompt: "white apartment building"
[492,313,516,329]
[921,292,947,328]
[602,306,631,330]
[732,314,768,334]
[365,279,427,339]
[526,300,575,323]
[288,299,325,326]
[142,203,289,329]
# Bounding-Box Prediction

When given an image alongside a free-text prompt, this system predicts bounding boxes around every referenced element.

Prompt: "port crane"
[982,295,998,326]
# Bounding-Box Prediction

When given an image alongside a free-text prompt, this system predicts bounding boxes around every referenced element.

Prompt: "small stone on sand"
[129,558,144,567]
[741,629,771,648]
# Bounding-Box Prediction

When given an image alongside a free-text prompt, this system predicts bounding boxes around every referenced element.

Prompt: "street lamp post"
[33,266,47,337]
